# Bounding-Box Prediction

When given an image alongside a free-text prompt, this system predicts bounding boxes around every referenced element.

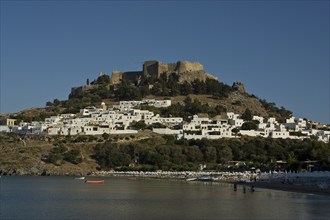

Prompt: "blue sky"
[1,0,329,124]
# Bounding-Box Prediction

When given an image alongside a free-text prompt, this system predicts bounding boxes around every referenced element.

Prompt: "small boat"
[85,180,105,185]
[197,176,219,182]
[74,177,85,180]
[186,178,197,182]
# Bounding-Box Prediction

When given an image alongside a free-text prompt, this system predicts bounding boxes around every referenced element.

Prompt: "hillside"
[0,131,157,176]
[1,131,329,176]
[3,60,292,123]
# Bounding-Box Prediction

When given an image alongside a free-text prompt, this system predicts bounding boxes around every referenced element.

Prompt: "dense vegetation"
[2,133,329,173]
[65,75,235,110]
[45,144,83,165]
[43,74,292,121]
[93,135,330,172]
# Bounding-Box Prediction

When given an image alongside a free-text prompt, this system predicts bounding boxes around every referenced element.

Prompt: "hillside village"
[1,60,329,144]
[1,99,329,143]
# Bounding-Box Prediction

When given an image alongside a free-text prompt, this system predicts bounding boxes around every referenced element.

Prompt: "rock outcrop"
[232,82,246,94]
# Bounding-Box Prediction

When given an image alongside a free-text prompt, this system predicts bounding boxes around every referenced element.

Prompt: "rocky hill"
[70,60,217,99]
[2,60,292,123]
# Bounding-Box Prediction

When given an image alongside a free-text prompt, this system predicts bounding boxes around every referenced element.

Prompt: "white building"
[145,114,183,126]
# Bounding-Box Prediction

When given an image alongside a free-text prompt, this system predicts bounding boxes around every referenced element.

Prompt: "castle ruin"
[110,60,218,85]
[69,60,218,99]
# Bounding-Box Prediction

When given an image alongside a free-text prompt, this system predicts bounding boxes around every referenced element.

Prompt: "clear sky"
[1,0,329,124]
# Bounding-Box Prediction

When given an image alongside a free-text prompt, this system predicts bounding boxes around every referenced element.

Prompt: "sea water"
[0,176,329,220]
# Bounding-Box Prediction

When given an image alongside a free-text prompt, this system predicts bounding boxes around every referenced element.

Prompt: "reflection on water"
[1,176,329,220]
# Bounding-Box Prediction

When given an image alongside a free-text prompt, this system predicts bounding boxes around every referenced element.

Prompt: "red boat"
[85,180,105,185]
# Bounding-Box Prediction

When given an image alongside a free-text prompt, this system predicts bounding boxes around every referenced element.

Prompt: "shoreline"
[90,170,330,197]
[92,171,330,197]
[2,170,330,197]
[241,181,330,197]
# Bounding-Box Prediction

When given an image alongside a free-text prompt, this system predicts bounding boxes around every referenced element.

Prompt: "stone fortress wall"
[70,60,218,98]
[111,60,217,84]
[177,61,204,73]
[111,71,142,85]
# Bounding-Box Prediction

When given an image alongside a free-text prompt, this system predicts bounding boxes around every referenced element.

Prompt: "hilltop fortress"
[69,60,219,99]
[111,60,218,84]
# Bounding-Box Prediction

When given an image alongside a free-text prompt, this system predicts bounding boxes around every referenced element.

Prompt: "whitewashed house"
[0,125,10,133]
[47,126,61,135]
[152,128,183,135]
[228,118,244,128]
[45,116,62,126]
[83,125,110,135]
[252,116,264,124]
[270,130,290,139]
[240,130,263,137]
[145,114,183,126]
[80,106,102,117]
[227,112,240,120]
[153,99,171,108]
[130,109,154,120]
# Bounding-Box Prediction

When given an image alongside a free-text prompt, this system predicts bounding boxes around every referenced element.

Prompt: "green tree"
[53,99,61,106]
[204,146,217,163]
[47,152,63,166]
[217,146,233,163]
[192,79,206,94]
[115,80,142,100]
[150,83,162,96]
[241,108,253,121]
[96,74,110,84]
[130,121,147,130]
[241,121,258,130]
[232,128,240,136]
[64,149,82,164]
[140,85,151,97]
[180,81,193,95]
[102,133,110,140]
[185,145,203,162]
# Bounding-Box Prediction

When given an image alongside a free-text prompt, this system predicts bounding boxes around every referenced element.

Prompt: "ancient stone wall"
[111,71,143,84]
[158,62,176,75]
[178,71,217,83]
[111,71,123,85]
[143,60,158,78]
[109,60,218,85]
[69,85,97,99]
[177,61,204,73]
[122,71,143,82]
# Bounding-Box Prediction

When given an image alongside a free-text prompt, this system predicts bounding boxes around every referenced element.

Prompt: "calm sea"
[0,176,329,220]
